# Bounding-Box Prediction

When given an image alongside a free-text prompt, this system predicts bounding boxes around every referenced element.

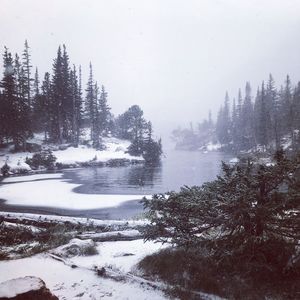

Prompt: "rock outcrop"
[0,276,58,300]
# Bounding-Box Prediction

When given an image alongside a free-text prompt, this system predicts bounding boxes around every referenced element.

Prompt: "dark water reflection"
[64,149,233,195]
[0,148,234,219]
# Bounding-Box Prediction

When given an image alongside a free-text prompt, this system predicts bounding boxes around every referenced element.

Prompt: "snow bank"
[70,239,167,273]
[51,238,97,258]
[0,136,143,175]
[0,175,149,209]
[0,276,45,298]
[2,173,63,183]
[53,142,142,165]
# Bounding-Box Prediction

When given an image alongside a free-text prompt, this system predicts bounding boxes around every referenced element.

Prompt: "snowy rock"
[50,238,97,258]
[0,276,58,300]
[229,157,239,164]
[206,142,221,151]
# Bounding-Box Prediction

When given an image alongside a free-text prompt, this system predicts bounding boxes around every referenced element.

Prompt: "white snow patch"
[0,254,168,300]
[2,173,63,183]
[206,142,221,151]
[71,239,167,273]
[0,176,150,209]
[0,276,44,298]
[229,157,239,164]
[0,136,143,174]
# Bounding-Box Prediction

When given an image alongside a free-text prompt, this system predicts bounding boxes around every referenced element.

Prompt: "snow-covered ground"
[0,173,150,210]
[0,135,143,175]
[0,212,224,300]
[0,210,170,300]
[51,238,167,274]
[0,254,169,300]
[53,137,143,165]
[72,239,166,273]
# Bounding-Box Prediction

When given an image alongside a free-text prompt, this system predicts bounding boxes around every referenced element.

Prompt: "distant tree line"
[173,74,300,153]
[216,75,300,152]
[0,41,162,162]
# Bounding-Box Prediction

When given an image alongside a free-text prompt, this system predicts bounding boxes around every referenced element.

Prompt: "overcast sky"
[1,0,300,138]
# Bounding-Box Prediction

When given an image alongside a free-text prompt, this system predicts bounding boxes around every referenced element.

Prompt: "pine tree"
[70,65,82,146]
[50,46,64,143]
[14,54,26,100]
[231,97,238,151]
[256,82,268,149]
[1,47,31,150]
[98,85,111,136]
[142,121,163,163]
[22,40,32,109]
[41,72,51,140]
[266,74,280,150]
[61,44,72,140]
[292,82,300,150]
[282,75,293,139]
[85,62,96,143]
[241,82,255,149]
[216,93,231,146]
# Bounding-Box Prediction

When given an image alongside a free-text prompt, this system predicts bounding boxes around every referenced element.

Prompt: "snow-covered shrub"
[0,163,10,176]
[51,238,98,258]
[25,150,56,170]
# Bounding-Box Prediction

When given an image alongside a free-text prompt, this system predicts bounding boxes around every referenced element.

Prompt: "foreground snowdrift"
[0,254,168,300]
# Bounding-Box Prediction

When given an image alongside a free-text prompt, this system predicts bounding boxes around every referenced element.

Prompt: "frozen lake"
[0,149,233,219]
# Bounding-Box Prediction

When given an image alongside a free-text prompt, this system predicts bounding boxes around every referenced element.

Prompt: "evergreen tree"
[266,74,280,150]
[40,72,51,140]
[142,121,163,163]
[254,82,268,149]
[282,75,293,139]
[98,85,111,136]
[1,47,31,150]
[231,97,238,150]
[14,54,26,100]
[85,63,98,145]
[241,82,255,149]
[50,46,63,142]
[61,44,72,140]
[70,65,82,146]
[22,40,32,109]
[216,93,231,145]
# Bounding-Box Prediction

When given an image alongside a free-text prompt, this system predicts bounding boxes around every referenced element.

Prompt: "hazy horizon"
[2,0,300,140]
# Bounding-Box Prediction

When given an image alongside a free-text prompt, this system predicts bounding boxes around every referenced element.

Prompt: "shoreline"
[0,199,144,220]
[0,157,145,181]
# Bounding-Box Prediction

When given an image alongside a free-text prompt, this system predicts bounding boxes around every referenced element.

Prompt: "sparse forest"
[0,41,162,163]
